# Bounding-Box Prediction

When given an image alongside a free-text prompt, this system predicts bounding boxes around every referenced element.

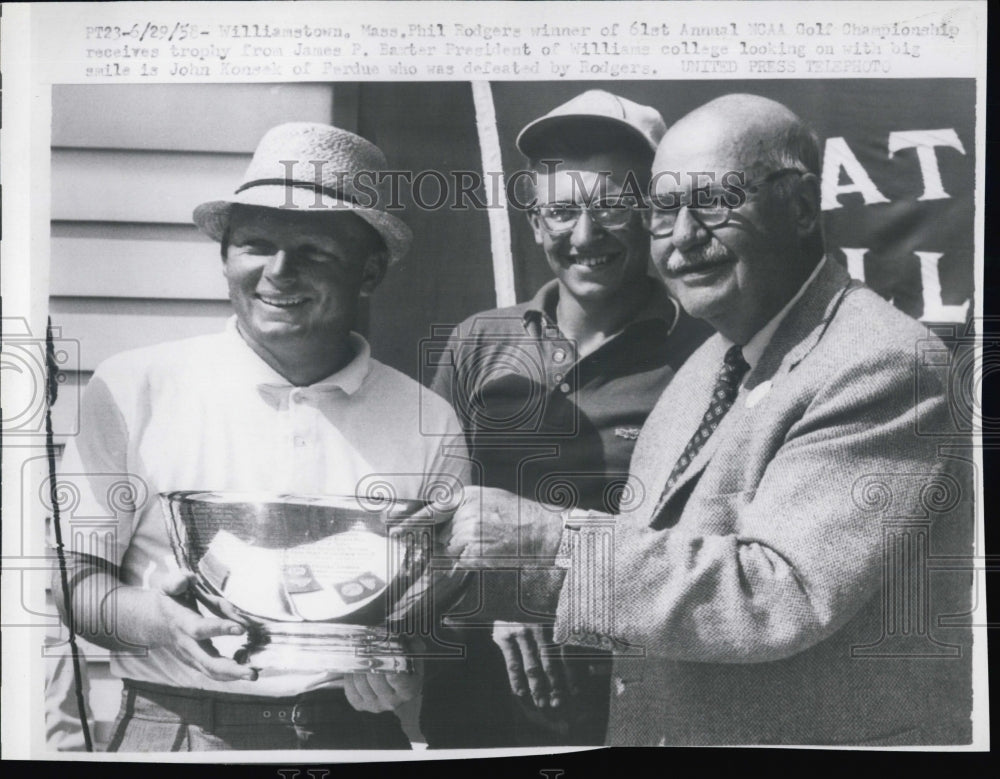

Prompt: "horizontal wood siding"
[50,236,227,300]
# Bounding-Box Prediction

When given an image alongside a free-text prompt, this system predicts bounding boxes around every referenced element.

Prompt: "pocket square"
[745,380,772,409]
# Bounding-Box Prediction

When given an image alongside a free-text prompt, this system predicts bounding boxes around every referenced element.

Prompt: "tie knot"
[718,345,750,392]
[724,344,748,369]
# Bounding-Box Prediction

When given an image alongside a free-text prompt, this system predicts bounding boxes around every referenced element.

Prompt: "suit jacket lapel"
[650,259,855,526]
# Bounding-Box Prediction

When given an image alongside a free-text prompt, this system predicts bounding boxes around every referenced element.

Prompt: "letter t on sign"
[888,129,966,201]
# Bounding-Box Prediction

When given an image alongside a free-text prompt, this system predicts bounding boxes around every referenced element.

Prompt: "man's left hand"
[493,622,578,709]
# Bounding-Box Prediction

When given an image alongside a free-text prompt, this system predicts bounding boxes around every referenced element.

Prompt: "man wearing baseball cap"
[53,123,469,750]
[421,91,710,747]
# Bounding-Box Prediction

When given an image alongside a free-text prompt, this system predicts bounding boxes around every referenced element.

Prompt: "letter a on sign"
[821,137,890,211]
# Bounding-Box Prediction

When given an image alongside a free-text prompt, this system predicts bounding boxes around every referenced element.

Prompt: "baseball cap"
[515,90,667,159]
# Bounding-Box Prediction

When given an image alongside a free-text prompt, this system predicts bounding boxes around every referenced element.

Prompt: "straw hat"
[194,122,412,264]
[516,90,667,159]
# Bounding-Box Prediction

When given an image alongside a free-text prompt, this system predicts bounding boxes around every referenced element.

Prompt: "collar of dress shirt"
[223,316,372,395]
[522,276,680,338]
[732,255,828,373]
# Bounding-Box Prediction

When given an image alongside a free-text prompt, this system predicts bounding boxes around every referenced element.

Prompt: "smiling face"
[529,150,651,306]
[223,205,385,375]
[649,120,811,343]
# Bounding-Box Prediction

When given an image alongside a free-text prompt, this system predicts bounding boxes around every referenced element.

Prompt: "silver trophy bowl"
[160,490,468,675]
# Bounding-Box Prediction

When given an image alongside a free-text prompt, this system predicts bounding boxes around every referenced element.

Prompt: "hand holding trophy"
[160,490,469,677]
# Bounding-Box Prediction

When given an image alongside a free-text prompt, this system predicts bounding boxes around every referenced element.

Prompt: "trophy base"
[234,623,414,675]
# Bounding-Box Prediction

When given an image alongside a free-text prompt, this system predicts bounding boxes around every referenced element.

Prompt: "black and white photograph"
[0,0,989,760]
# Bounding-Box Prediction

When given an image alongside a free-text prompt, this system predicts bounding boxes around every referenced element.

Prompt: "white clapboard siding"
[52,149,252,225]
[49,297,234,372]
[50,236,228,300]
[53,84,336,153]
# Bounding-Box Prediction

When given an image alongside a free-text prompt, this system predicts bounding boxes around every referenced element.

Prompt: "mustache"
[661,242,736,276]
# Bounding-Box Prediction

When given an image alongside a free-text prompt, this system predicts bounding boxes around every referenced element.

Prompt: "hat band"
[234,178,362,206]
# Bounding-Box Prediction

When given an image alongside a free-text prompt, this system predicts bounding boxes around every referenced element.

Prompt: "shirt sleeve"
[427,324,463,410]
[421,410,473,507]
[555,344,953,662]
[56,365,140,571]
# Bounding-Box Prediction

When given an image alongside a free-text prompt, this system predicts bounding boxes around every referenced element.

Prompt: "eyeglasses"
[643,167,805,238]
[532,198,643,234]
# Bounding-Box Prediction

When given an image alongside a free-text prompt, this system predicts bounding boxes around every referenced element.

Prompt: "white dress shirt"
[735,256,829,377]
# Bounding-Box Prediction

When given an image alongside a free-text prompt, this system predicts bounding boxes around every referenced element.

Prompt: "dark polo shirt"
[429,277,711,512]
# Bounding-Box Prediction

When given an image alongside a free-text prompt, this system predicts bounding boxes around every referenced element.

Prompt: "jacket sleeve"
[556,345,952,662]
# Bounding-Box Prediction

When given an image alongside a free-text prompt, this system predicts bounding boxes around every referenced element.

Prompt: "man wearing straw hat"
[421,91,710,747]
[52,122,469,751]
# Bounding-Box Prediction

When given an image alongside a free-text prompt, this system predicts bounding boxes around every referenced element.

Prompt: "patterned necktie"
[657,344,750,503]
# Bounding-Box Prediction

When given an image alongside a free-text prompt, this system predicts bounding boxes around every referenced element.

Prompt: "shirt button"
[293,436,306,447]
[289,389,303,403]
[553,349,566,363]
[554,373,564,382]
[559,382,571,393]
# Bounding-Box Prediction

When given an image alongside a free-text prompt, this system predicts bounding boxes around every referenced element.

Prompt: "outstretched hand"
[444,487,563,566]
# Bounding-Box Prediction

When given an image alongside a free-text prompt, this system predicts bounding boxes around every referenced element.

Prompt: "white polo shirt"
[59,318,469,696]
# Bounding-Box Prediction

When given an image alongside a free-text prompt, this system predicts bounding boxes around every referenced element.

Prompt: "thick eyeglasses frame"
[531,198,644,235]
[643,167,806,238]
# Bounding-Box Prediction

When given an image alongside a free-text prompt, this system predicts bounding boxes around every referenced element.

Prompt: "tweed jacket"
[555,259,973,745]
